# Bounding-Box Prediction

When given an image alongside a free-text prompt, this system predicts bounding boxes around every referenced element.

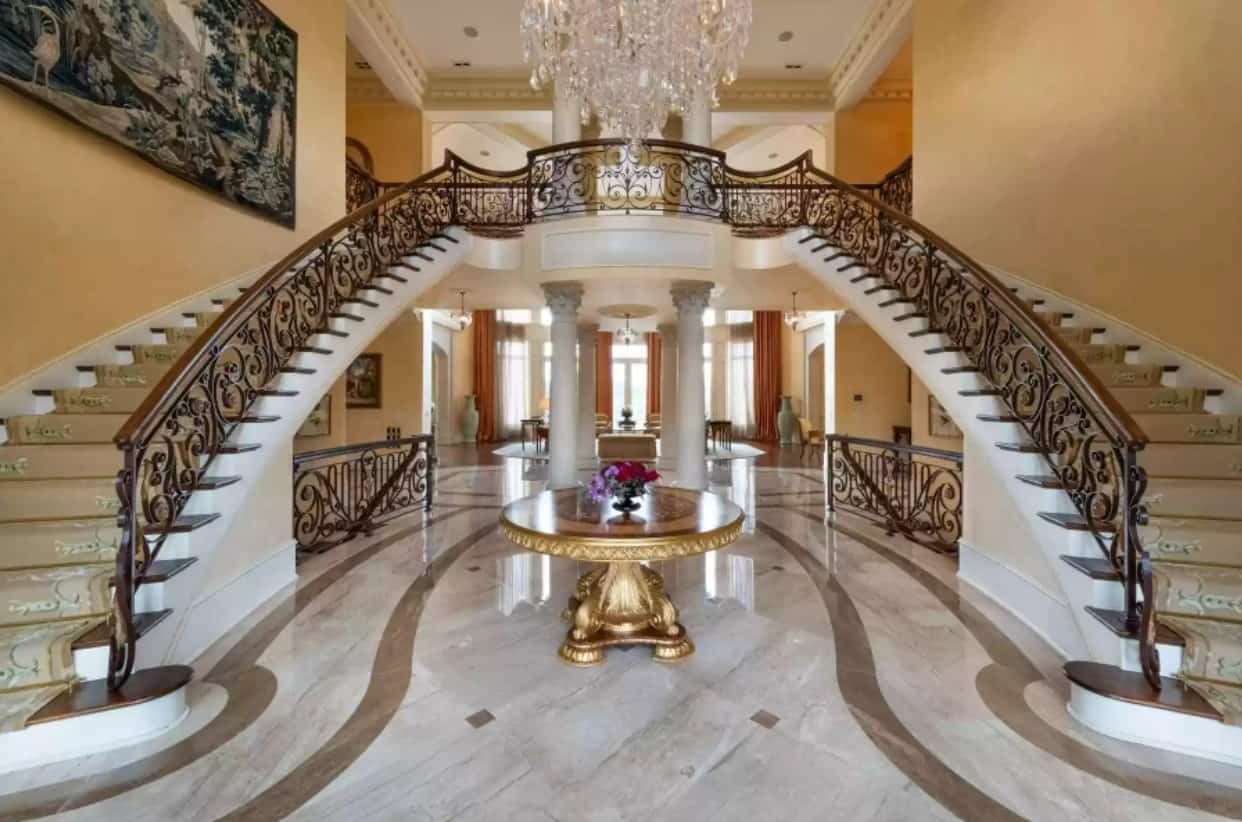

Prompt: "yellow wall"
[833,319,911,440]
[0,0,347,389]
[915,0,1242,379]
[834,100,912,184]
[345,103,423,182]
[911,375,963,451]
[347,312,424,443]
[781,323,805,419]
[293,376,348,455]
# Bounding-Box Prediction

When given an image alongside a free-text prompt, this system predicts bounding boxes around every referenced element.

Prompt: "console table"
[499,487,745,666]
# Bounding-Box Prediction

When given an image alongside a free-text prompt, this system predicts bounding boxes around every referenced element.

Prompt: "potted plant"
[587,460,660,513]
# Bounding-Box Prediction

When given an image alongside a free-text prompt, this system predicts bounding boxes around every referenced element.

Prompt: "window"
[497,309,534,324]
[727,335,755,437]
[611,343,648,428]
[497,333,529,437]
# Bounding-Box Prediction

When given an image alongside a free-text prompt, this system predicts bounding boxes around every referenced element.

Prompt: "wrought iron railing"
[826,435,963,553]
[113,138,1152,692]
[292,436,435,554]
[854,156,913,216]
[345,158,403,212]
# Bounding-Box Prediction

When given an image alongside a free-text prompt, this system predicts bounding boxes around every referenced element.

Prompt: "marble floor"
[3,455,1242,820]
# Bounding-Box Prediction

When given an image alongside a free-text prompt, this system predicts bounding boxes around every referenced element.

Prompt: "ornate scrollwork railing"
[346,158,405,212]
[854,156,913,216]
[826,435,964,553]
[113,138,1153,691]
[292,436,434,554]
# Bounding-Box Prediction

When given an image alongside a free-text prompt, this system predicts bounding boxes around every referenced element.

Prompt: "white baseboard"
[169,540,297,667]
[958,540,1087,660]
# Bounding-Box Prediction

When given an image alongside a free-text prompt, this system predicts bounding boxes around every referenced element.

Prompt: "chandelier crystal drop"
[449,290,472,331]
[521,0,752,143]
[615,313,640,345]
[783,291,808,329]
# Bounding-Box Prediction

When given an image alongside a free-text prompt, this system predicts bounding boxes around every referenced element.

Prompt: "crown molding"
[864,77,912,103]
[347,76,399,105]
[423,75,550,110]
[346,0,428,108]
[830,0,913,111]
[717,78,833,111]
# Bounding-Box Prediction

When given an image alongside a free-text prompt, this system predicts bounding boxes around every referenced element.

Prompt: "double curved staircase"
[1,140,1238,769]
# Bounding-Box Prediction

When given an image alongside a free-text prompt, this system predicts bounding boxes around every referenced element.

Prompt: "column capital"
[670,280,713,317]
[542,281,584,322]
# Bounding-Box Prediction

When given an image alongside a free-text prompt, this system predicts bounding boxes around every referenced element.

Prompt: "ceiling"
[391,0,877,80]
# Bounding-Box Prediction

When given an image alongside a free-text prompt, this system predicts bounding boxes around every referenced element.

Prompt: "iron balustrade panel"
[827,435,964,553]
[292,436,434,554]
[855,156,913,217]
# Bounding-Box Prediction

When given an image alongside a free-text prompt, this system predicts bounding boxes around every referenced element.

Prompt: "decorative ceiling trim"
[347,76,398,105]
[424,75,550,110]
[829,0,913,111]
[346,0,428,108]
[864,78,913,103]
[718,79,833,111]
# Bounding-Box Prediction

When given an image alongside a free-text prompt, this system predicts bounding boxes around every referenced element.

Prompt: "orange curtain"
[595,331,613,421]
[645,332,661,417]
[472,310,497,442]
[753,310,783,443]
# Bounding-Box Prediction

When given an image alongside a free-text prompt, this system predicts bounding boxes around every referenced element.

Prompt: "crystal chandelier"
[783,291,808,328]
[449,290,472,330]
[521,0,752,142]
[615,313,640,344]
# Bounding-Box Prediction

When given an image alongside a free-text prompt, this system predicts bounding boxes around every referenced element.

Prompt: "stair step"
[1055,327,1098,345]
[1084,606,1185,646]
[863,285,900,296]
[0,520,119,569]
[941,366,981,375]
[149,513,220,534]
[295,346,333,356]
[0,477,123,521]
[183,311,221,327]
[1071,343,1132,366]
[925,346,965,355]
[37,387,149,415]
[1064,661,1218,720]
[1110,387,1207,415]
[892,311,928,322]
[375,272,408,284]
[194,475,242,490]
[960,388,1002,397]
[25,664,193,727]
[1141,442,1242,480]
[218,442,261,454]
[1142,514,1242,564]
[1090,363,1165,388]
[1060,555,1119,581]
[1017,474,1064,489]
[117,344,188,366]
[1144,476,1242,520]
[116,557,198,585]
[314,328,349,338]
[279,366,317,375]
[4,414,129,445]
[257,389,298,398]
[71,610,174,651]
[908,328,943,338]
[849,273,880,284]
[342,298,380,309]
[0,444,120,480]
[878,297,917,308]
[997,441,1042,453]
[1136,414,1240,444]
[85,362,171,388]
[151,327,201,346]
[977,413,1019,423]
[329,312,364,322]
[1038,512,1116,533]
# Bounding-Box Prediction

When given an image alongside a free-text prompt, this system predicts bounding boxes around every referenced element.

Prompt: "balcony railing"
[292,436,435,555]
[826,435,964,553]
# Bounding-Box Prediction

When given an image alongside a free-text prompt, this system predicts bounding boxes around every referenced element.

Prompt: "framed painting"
[346,353,381,409]
[928,395,962,439]
[0,0,297,226]
[296,393,330,438]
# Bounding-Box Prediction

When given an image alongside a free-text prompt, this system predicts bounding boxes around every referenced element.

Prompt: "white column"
[671,281,712,489]
[684,88,713,147]
[577,323,598,463]
[543,282,585,488]
[553,84,582,144]
[658,322,678,467]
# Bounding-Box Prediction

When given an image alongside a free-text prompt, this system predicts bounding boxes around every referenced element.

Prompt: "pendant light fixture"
[615,312,640,344]
[449,290,472,330]
[783,291,808,328]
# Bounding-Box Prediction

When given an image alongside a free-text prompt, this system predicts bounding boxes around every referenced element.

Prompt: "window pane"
[702,309,717,327]
[539,308,551,326]
[725,310,753,325]
[631,364,647,428]
[612,362,626,426]
[704,362,712,418]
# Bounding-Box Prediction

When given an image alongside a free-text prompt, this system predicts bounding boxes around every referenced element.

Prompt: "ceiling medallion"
[521,0,752,143]
[449,290,473,330]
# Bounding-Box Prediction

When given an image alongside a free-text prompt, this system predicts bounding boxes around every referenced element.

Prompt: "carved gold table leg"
[558,561,694,666]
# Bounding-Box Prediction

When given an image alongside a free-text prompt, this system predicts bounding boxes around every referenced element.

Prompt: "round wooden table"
[499,487,745,666]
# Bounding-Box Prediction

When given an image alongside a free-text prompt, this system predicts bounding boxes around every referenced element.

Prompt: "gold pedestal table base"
[500,487,745,667]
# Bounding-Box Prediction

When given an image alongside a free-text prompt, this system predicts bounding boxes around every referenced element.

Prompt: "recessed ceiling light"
[480,149,491,157]
[778,31,794,42]
[768,152,778,159]
[453,60,472,68]
[784,63,803,70]
[463,25,479,38]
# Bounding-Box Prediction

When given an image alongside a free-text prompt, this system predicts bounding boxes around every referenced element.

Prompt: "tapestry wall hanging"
[0,0,297,225]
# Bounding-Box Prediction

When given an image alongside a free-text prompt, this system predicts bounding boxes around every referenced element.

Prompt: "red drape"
[472,310,497,442]
[595,331,613,422]
[645,332,661,418]
[753,310,783,443]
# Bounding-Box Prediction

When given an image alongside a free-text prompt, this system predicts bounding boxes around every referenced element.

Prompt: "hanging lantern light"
[783,291,808,328]
[449,290,472,330]
[615,312,640,344]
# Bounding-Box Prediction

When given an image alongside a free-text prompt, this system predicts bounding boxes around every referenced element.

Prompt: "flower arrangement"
[587,460,661,512]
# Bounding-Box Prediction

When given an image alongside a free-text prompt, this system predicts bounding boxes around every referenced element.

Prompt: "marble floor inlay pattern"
[2,456,1241,820]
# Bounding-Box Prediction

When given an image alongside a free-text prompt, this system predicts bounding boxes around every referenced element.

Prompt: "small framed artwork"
[296,394,331,439]
[347,354,382,408]
[928,396,962,439]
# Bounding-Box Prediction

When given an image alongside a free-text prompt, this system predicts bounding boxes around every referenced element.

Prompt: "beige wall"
[915,0,1242,379]
[293,376,348,455]
[911,375,963,452]
[345,103,423,182]
[346,312,423,443]
[833,319,911,440]
[447,325,474,443]
[0,0,347,389]
[781,323,806,420]
[834,100,912,184]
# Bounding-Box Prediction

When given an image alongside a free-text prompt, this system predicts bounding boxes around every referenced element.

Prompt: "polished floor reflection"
[3,454,1242,821]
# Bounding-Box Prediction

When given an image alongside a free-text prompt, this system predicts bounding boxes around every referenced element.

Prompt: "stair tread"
[1064,661,1220,720]
[978,413,1019,423]
[279,366,316,375]
[26,664,192,725]
[1037,511,1117,533]
[196,475,242,490]
[149,513,221,534]
[1084,606,1186,646]
[997,441,1042,453]
[72,609,173,650]
[1017,473,1064,489]
[961,388,1002,397]
[1060,554,1119,580]
[219,442,261,454]
[112,557,198,585]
